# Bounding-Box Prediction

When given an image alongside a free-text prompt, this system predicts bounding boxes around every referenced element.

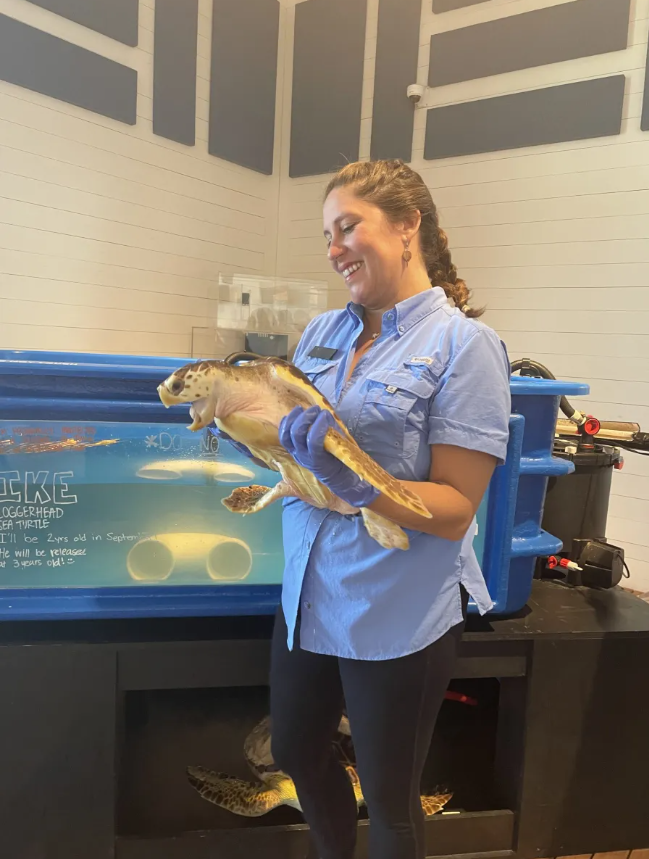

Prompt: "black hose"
[510,358,575,419]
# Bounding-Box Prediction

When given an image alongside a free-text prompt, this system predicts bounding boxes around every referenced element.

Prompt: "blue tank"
[0,350,588,620]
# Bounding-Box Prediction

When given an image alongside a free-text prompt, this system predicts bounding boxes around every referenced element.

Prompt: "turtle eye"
[169,377,185,395]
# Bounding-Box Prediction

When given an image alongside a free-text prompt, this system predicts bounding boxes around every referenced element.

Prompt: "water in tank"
[0,420,284,589]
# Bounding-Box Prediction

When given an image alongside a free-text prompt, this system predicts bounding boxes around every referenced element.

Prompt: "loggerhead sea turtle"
[186,714,453,818]
[157,355,431,551]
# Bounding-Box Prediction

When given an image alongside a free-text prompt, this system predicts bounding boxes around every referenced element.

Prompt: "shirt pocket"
[296,358,339,399]
[355,362,441,460]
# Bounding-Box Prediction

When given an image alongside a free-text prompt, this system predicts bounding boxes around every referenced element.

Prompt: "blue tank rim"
[510,376,589,397]
[0,349,187,373]
[0,348,185,362]
[1,350,591,397]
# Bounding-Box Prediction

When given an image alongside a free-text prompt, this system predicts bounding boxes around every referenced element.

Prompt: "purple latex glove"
[279,405,380,509]
[208,426,269,470]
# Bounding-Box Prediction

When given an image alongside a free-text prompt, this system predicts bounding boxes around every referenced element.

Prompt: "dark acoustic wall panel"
[370,0,421,162]
[433,0,491,11]
[0,14,137,124]
[429,0,631,87]
[290,0,367,178]
[153,0,198,146]
[209,0,280,175]
[642,38,649,131]
[25,0,139,46]
[424,76,625,161]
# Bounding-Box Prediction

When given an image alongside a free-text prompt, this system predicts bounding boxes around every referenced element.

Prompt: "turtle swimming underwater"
[186,714,453,818]
[157,356,431,551]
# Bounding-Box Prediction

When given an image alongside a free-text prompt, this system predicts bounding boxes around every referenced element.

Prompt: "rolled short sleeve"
[428,326,511,464]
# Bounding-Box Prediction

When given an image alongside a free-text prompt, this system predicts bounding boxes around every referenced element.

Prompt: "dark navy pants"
[270,588,468,859]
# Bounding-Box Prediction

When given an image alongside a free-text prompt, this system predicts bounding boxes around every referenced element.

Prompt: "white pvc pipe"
[135,460,254,482]
[126,532,253,582]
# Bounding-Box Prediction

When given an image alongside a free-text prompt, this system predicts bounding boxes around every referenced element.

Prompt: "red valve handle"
[583,416,601,436]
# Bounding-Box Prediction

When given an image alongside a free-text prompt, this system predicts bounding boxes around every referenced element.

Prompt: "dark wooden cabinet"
[0,646,117,859]
[0,581,648,859]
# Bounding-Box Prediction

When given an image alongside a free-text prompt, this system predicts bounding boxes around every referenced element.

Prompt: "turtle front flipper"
[187,766,290,817]
[323,428,432,520]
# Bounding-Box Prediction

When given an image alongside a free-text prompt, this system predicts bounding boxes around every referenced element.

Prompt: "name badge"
[308,346,338,360]
[409,356,433,365]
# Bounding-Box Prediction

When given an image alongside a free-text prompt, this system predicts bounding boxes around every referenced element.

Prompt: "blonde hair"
[324,159,483,318]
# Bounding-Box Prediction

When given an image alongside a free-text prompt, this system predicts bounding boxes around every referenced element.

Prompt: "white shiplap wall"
[277,0,649,590]
[1,0,647,588]
[0,0,284,357]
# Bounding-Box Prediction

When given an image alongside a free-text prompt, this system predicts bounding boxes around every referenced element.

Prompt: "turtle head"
[157,360,229,431]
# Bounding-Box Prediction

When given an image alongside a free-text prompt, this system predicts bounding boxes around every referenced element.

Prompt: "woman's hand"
[279,406,380,509]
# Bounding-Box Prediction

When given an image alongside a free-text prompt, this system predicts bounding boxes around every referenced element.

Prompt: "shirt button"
[398,325,405,333]
[304,601,311,610]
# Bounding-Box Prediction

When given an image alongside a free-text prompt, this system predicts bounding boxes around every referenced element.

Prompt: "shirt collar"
[346,286,448,337]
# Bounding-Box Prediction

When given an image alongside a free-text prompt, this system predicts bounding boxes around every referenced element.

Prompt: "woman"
[223,159,511,859]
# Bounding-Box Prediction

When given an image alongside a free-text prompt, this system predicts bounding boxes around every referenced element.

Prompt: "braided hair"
[323,159,483,318]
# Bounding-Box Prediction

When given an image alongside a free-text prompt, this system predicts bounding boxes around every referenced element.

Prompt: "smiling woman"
[265,159,513,859]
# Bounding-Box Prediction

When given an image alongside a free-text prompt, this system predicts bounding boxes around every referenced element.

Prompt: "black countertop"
[465,579,649,641]
[0,580,648,647]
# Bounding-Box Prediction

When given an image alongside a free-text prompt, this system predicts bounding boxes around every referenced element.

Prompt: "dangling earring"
[402,239,412,265]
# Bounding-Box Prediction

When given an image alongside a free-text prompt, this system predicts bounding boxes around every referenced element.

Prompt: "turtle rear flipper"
[222,475,308,513]
[243,714,274,771]
[222,483,282,513]
[420,791,453,817]
[361,508,409,550]
[187,766,295,816]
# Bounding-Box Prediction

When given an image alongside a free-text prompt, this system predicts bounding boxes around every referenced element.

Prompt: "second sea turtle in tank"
[157,356,431,550]
[186,714,453,819]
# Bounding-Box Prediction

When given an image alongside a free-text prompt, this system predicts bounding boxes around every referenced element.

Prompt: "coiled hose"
[510,358,576,419]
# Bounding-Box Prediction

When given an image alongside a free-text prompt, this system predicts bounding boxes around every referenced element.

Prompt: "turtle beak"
[158,373,188,407]
[157,382,180,407]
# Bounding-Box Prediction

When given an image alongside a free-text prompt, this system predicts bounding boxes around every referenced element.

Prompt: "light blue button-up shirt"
[280,286,511,660]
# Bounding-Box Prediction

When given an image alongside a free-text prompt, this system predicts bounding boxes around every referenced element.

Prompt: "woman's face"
[323,187,411,311]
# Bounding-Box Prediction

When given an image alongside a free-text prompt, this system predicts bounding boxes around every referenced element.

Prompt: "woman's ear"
[401,209,422,244]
